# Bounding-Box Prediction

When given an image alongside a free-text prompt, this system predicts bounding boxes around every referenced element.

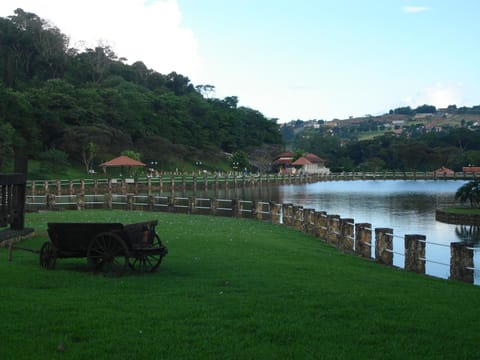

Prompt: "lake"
[207,179,479,283]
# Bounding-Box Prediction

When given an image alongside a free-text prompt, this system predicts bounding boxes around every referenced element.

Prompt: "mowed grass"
[1,210,480,359]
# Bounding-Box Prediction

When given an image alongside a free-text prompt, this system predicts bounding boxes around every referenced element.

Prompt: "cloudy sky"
[1,0,479,122]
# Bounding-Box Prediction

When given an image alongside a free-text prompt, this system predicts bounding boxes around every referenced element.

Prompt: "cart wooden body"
[40,220,167,275]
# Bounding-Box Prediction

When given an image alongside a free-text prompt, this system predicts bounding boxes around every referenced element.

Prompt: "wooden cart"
[40,220,167,276]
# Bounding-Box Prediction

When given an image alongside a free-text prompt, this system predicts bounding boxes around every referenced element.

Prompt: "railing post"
[293,206,304,231]
[148,194,155,211]
[76,192,85,210]
[375,228,393,266]
[46,194,56,210]
[255,201,263,221]
[355,223,372,258]
[104,192,113,209]
[127,194,135,211]
[304,208,316,235]
[168,195,175,213]
[282,203,293,226]
[270,202,281,224]
[210,198,218,216]
[404,234,426,274]
[326,215,340,245]
[450,242,474,283]
[339,218,355,253]
[314,211,327,240]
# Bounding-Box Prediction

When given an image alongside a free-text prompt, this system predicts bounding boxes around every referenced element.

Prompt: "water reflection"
[455,226,480,243]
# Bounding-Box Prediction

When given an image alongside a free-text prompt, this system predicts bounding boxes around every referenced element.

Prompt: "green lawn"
[1,210,479,359]
[443,207,480,214]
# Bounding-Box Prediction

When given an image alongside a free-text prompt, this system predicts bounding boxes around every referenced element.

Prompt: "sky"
[1,0,479,123]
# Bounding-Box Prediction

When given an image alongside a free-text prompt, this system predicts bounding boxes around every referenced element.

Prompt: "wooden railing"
[25,171,478,196]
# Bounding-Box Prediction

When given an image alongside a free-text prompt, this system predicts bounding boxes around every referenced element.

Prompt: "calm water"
[204,180,479,283]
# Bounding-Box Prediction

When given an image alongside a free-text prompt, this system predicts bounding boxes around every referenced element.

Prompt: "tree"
[81,142,96,174]
[121,149,141,161]
[38,148,70,174]
[231,151,248,172]
[0,121,15,170]
[455,181,480,208]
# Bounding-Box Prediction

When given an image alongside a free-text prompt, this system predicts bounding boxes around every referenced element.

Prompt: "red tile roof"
[463,166,480,173]
[304,153,325,164]
[99,156,146,167]
[292,157,312,165]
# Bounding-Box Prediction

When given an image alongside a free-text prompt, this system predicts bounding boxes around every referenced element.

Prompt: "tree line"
[0,9,281,173]
[293,127,480,172]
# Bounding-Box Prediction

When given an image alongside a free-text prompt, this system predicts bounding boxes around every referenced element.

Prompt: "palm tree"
[455,180,480,208]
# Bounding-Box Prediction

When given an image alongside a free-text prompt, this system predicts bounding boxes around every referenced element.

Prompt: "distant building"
[273,152,330,175]
[462,166,480,173]
[434,166,454,175]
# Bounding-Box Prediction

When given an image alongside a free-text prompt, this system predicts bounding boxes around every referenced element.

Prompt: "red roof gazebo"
[99,156,146,176]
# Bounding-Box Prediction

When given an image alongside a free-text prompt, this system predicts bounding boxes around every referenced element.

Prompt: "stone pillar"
[282,204,294,227]
[314,211,327,240]
[170,176,175,194]
[326,215,340,245]
[270,202,281,224]
[355,223,372,258]
[339,218,355,253]
[450,242,474,283]
[104,192,113,209]
[255,201,263,221]
[76,192,85,210]
[147,178,152,195]
[179,175,185,193]
[210,198,218,216]
[188,196,196,214]
[293,206,304,232]
[148,194,155,211]
[304,208,316,236]
[375,228,393,266]
[46,194,56,210]
[80,179,86,194]
[168,195,175,213]
[204,175,208,193]
[127,194,135,211]
[404,234,426,274]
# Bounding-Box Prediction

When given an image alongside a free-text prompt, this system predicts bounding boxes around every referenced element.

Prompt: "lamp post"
[232,161,239,175]
[195,161,202,174]
[150,161,158,177]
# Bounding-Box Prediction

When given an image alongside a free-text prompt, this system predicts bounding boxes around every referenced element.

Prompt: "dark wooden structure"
[41,220,168,276]
[0,156,33,243]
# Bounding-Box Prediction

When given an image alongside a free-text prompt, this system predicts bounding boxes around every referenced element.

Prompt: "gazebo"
[99,156,146,177]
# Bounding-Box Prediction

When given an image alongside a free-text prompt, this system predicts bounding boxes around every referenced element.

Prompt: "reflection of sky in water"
[276,180,479,283]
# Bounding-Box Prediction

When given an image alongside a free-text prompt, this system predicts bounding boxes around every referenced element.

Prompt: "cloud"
[402,6,430,14]
[0,0,201,77]
[403,83,464,109]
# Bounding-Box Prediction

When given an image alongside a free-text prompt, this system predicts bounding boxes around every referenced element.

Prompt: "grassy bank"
[443,207,480,214]
[1,210,480,359]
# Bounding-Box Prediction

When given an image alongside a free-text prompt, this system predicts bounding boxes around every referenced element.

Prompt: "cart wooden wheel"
[40,241,57,269]
[87,232,129,276]
[129,234,164,273]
